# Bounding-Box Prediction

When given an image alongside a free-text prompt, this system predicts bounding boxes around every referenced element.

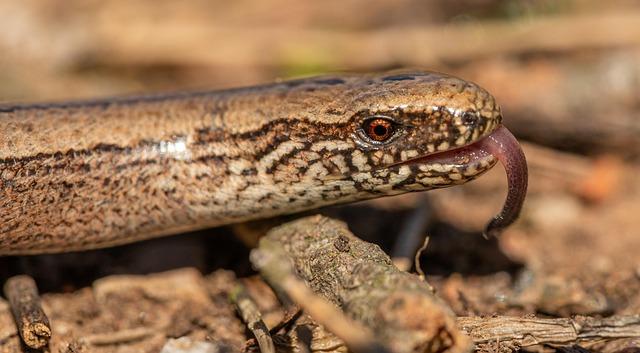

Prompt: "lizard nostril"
[462,112,478,126]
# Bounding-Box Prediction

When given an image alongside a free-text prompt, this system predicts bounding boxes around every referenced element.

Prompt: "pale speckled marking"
[350,150,371,172]
[371,150,384,164]
[310,140,353,152]
[382,154,394,165]
[419,176,448,185]
[258,140,305,171]
[437,141,450,151]
[463,164,478,176]
[389,165,411,184]
[304,162,329,180]
[299,151,322,162]
[429,163,446,173]
[329,155,350,174]
[351,172,372,183]
[228,158,253,175]
[288,158,309,169]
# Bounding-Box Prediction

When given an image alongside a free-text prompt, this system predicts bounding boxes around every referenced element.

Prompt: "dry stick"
[3,275,51,349]
[83,327,155,346]
[294,325,314,353]
[458,315,640,349]
[269,305,302,335]
[251,215,471,353]
[264,314,347,353]
[390,196,432,272]
[414,236,431,284]
[251,238,390,353]
[230,284,276,353]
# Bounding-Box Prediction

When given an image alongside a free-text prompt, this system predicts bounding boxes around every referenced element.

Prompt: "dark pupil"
[373,124,387,136]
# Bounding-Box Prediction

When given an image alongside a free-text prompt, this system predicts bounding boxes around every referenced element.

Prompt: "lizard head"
[284,71,527,236]
[345,72,503,186]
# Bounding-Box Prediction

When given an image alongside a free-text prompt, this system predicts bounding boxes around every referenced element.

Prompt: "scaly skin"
[0,72,502,254]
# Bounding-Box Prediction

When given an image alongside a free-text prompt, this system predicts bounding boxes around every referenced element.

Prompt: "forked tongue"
[477,125,528,237]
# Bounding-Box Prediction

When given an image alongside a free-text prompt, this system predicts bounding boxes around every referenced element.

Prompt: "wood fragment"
[252,239,390,353]
[231,284,276,353]
[258,315,347,353]
[161,337,233,353]
[414,236,431,284]
[3,275,51,349]
[82,327,156,346]
[294,325,313,353]
[268,305,302,335]
[258,315,640,353]
[458,315,640,349]
[391,196,432,271]
[251,215,471,353]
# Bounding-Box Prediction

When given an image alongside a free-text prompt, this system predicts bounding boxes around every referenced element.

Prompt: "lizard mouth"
[398,125,528,236]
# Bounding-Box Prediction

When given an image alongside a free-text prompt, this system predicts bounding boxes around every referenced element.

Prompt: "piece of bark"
[0,298,17,346]
[3,275,51,349]
[161,337,235,353]
[251,215,471,353]
[458,315,640,351]
[252,236,390,353]
[86,268,245,350]
[93,268,211,306]
[390,196,433,272]
[244,314,347,353]
[83,327,156,346]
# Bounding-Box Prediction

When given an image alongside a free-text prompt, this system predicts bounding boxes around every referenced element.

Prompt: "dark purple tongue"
[475,125,528,237]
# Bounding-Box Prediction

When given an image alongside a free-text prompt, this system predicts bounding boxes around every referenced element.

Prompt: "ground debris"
[230,283,276,353]
[161,337,236,353]
[251,215,471,353]
[3,275,51,349]
[458,315,640,352]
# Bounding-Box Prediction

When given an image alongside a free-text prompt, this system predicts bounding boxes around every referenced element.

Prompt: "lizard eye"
[363,117,395,142]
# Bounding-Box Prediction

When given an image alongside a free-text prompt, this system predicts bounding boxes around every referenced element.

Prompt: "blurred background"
[0,0,639,349]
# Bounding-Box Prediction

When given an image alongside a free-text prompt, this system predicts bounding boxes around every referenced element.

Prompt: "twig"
[257,315,640,353]
[458,315,640,349]
[265,315,348,353]
[414,236,431,284]
[269,305,302,335]
[391,196,432,271]
[3,275,51,349]
[251,215,471,353]
[82,327,155,346]
[230,284,276,353]
[294,325,313,353]
[251,238,390,353]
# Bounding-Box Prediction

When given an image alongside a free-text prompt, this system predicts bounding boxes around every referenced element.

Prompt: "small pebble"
[160,337,223,353]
